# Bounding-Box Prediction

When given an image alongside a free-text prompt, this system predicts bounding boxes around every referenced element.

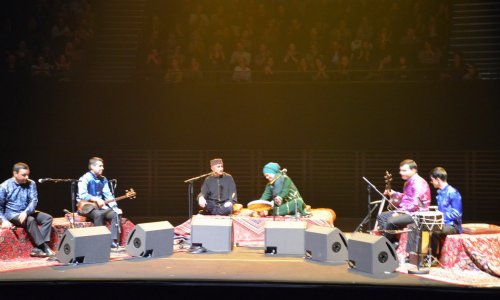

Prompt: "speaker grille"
[63,244,71,255]
[133,237,141,248]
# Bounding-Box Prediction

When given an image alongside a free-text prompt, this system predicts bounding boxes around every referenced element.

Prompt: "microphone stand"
[40,179,80,228]
[70,180,77,228]
[184,172,213,220]
[108,179,121,246]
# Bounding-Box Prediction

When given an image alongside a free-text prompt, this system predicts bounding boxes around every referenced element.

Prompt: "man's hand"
[1,220,13,229]
[114,208,123,215]
[198,196,207,208]
[274,196,283,206]
[91,197,105,208]
[18,212,28,225]
[384,189,396,197]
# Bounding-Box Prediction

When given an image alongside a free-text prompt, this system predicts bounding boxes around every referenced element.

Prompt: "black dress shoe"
[111,241,119,248]
[44,247,56,257]
[30,248,46,258]
[187,245,207,254]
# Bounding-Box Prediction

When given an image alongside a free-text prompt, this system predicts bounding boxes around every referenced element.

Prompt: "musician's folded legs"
[102,208,121,247]
[430,225,458,260]
[376,212,413,249]
[87,209,106,226]
[376,211,395,242]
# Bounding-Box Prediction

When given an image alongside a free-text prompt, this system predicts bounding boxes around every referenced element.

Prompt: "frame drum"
[247,200,274,212]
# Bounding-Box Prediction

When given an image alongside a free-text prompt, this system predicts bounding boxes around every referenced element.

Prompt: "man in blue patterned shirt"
[428,167,463,259]
[77,157,122,248]
[0,162,55,257]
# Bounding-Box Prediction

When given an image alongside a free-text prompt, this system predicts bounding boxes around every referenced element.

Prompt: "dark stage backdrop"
[1,81,499,226]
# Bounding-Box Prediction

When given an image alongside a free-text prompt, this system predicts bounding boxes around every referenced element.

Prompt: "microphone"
[38,178,52,183]
[63,209,72,215]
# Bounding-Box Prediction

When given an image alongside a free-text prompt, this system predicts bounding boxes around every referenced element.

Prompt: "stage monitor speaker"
[305,226,348,263]
[265,220,306,256]
[126,221,174,257]
[191,216,232,252]
[347,232,398,274]
[56,226,111,264]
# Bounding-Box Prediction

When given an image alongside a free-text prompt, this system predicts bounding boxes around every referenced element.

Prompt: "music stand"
[354,177,394,233]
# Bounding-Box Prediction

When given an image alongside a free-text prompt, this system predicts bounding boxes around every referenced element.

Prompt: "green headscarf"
[263,162,280,175]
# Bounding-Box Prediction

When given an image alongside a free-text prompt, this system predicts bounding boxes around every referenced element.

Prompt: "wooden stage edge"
[0,247,498,299]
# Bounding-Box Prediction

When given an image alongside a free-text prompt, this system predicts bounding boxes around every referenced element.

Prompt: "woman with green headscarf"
[260,162,310,216]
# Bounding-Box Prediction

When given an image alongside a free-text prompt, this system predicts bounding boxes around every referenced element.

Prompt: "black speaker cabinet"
[347,232,398,274]
[56,226,111,264]
[126,221,174,257]
[265,220,306,255]
[191,216,233,252]
[305,226,348,263]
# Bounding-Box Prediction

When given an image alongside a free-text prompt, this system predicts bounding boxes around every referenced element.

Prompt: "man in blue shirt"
[428,167,463,259]
[0,162,55,257]
[77,157,122,248]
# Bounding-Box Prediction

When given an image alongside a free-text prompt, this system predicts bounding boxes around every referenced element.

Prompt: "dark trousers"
[406,224,458,257]
[87,208,120,241]
[10,210,53,247]
[430,224,458,258]
[204,201,233,216]
[376,211,414,243]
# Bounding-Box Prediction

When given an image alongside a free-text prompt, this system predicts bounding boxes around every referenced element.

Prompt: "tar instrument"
[77,188,136,216]
[413,211,444,231]
[384,171,397,211]
[247,199,274,212]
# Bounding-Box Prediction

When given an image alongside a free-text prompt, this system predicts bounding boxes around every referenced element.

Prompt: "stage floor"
[1,246,498,299]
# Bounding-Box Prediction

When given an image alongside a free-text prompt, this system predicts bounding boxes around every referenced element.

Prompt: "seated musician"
[377,159,431,249]
[197,158,237,216]
[77,157,122,248]
[427,167,462,259]
[0,162,55,257]
[260,162,310,216]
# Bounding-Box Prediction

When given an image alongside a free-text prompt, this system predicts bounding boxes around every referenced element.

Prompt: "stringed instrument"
[384,171,400,210]
[77,188,136,216]
[384,171,392,194]
[373,171,397,231]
